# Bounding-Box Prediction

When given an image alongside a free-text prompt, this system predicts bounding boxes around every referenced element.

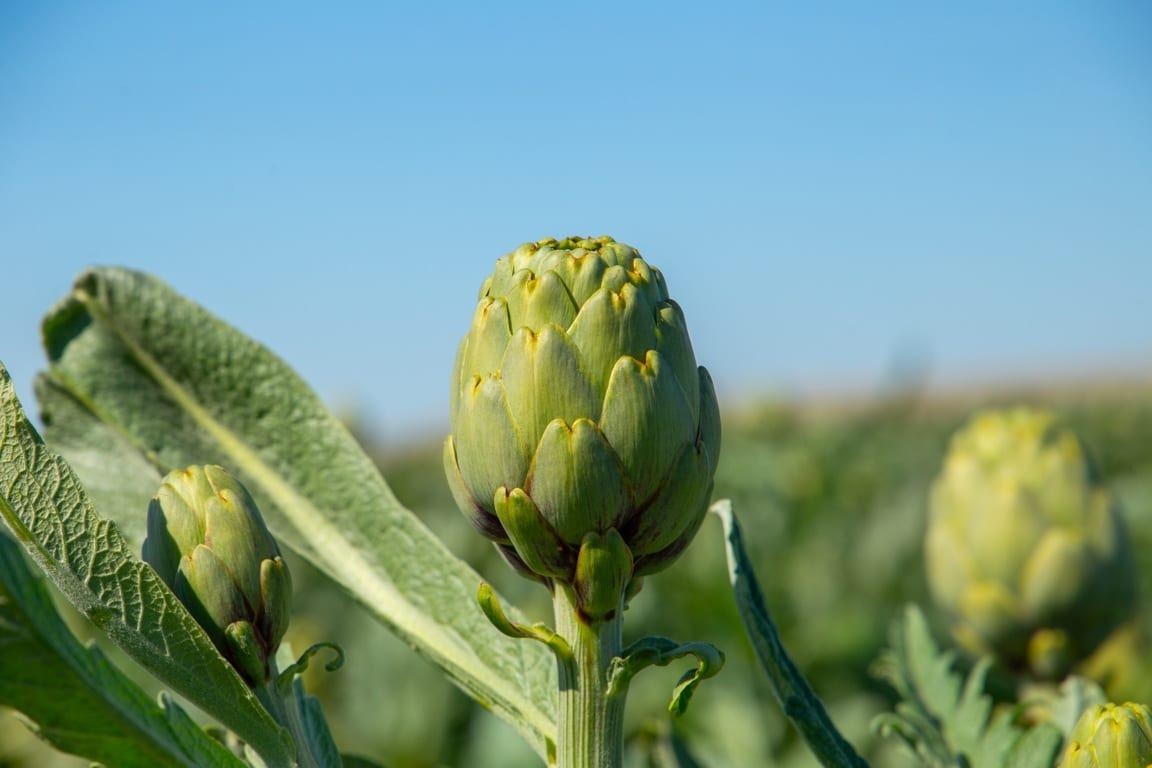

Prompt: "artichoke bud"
[446,236,721,598]
[572,530,634,622]
[142,465,292,685]
[1059,702,1152,768]
[925,408,1137,679]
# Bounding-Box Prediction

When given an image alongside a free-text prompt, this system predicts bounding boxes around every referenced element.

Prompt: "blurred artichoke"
[1080,622,1152,705]
[925,408,1136,679]
[444,236,720,620]
[1059,702,1152,768]
[143,465,292,685]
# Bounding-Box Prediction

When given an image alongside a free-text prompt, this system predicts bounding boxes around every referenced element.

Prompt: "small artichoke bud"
[1059,702,1152,768]
[925,408,1137,679]
[445,237,720,613]
[142,465,292,685]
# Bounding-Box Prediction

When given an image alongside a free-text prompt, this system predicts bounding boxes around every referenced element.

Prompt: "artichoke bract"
[1059,702,1152,768]
[925,408,1136,679]
[142,465,292,685]
[444,236,720,621]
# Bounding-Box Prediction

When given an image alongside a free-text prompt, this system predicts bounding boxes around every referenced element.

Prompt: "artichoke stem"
[553,583,626,768]
[255,658,321,768]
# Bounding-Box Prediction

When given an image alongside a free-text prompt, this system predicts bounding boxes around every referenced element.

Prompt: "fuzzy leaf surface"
[0,530,247,768]
[37,267,557,760]
[0,363,293,766]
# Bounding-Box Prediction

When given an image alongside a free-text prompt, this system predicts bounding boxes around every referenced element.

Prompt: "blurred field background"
[5,376,1152,768]
[2,6,1149,763]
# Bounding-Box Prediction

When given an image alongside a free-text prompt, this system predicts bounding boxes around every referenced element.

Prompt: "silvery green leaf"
[37,267,557,761]
[0,365,292,766]
[712,499,870,768]
[0,530,247,768]
[1047,676,1107,738]
[871,603,1062,768]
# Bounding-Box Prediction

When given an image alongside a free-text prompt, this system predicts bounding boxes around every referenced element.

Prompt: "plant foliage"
[35,267,558,760]
[872,605,1062,768]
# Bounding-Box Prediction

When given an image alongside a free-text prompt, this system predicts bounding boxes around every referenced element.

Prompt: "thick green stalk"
[553,585,626,768]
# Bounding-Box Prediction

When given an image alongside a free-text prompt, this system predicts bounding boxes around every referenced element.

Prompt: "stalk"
[553,584,626,768]
[255,660,322,768]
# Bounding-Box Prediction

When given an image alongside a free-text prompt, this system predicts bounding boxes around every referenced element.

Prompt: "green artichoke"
[142,465,292,685]
[925,408,1136,679]
[444,236,720,620]
[1059,702,1152,768]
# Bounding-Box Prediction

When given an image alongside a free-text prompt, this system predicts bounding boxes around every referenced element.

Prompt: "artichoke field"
[362,387,1152,767]
[3,257,1152,768]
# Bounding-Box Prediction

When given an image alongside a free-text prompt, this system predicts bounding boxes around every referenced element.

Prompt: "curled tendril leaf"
[607,636,724,715]
[477,582,571,660]
[275,642,345,694]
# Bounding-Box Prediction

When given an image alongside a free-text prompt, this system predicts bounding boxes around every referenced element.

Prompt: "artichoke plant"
[925,408,1136,679]
[443,235,720,621]
[142,465,292,685]
[1058,702,1152,768]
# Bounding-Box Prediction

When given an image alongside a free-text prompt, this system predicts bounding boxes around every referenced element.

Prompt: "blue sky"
[2,2,1150,440]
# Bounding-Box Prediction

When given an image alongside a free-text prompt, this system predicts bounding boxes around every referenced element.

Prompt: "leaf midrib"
[74,287,556,757]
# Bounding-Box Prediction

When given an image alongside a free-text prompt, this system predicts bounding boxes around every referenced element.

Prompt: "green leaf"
[1003,723,1062,768]
[1044,675,1107,739]
[37,267,558,760]
[871,604,1063,768]
[0,530,247,768]
[607,636,724,716]
[0,365,293,766]
[711,499,870,768]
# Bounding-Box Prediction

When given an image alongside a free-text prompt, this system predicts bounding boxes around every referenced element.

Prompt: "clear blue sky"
[2,2,1150,440]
